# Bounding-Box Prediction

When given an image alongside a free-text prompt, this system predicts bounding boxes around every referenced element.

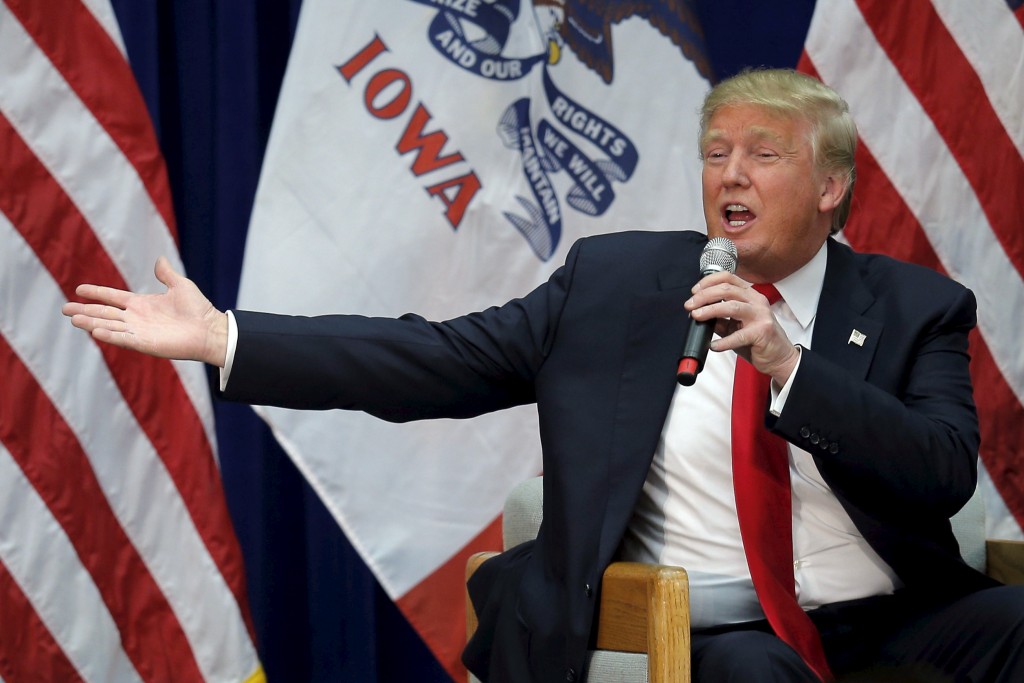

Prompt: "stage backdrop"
[2,1,1020,682]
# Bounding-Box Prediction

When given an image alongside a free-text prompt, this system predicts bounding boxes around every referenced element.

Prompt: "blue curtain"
[108,1,814,680]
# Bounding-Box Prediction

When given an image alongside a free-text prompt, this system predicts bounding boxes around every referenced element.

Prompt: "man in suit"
[65,69,1023,682]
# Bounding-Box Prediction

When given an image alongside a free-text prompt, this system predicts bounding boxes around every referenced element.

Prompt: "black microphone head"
[700,237,738,275]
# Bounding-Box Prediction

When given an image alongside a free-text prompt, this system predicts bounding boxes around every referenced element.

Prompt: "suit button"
[818,439,830,451]
[566,667,577,681]
[799,426,811,439]
[809,433,820,445]
[584,583,593,598]
[829,442,840,454]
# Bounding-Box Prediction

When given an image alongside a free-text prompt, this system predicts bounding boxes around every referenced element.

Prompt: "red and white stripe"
[801,0,1024,539]
[0,1,263,681]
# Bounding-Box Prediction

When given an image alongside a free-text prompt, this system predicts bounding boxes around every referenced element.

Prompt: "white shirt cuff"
[219,310,239,392]
[769,346,802,417]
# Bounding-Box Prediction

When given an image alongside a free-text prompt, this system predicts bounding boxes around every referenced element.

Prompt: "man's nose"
[721,153,750,186]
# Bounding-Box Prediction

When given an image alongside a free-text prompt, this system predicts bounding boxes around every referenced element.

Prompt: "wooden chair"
[466,476,1024,683]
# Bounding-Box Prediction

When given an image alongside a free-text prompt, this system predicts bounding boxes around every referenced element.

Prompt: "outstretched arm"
[62,256,229,367]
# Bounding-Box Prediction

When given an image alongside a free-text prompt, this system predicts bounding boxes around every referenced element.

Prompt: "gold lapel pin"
[848,329,867,347]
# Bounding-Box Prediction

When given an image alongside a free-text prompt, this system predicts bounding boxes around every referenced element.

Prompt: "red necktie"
[731,283,832,681]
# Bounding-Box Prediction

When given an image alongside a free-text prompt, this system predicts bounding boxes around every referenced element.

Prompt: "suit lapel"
[811,239,882,380]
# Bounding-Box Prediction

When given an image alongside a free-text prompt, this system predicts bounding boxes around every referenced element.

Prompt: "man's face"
[701,103,840,283]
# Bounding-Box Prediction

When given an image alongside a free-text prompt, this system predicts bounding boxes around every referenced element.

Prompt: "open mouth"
[724,203,756,227]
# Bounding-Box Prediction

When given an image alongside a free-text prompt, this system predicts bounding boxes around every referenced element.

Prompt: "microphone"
[676,237,738,386]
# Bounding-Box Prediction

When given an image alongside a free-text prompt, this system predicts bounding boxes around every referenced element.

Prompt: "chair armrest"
[595,562,690,683]
[466,551,500,640]
[986,539,1024,585]
[465,556,691,683]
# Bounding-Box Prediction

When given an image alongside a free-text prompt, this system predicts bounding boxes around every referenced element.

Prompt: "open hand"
[62,257,228,367]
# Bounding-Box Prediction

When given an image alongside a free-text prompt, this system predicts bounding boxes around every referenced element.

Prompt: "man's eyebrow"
[701,129,727,149]
[701,126,790,150]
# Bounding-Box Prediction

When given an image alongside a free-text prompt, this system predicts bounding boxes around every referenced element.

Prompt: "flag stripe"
[0,559,86,683]
[0,114,258,669]
[0,437,143,683]
[1,0,263,678]
[79,0,128,57]
[0,338,205,682]
[806,0,1024,411]
[0,207,261,681]
[0,1,178,304]
[0,0,217,456]
[2,0,177,238]
[969,335,1024,527]
[801,2,1024,535]
[395,516,503,682]
[840,130,1024,531]
[931,0,1024,160]
[855,0,1024,284]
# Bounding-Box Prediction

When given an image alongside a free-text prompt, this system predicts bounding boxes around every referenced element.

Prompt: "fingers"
[73,283,133,308]
[63,304,125,341]
[683,273,779,357]
[65,301,127,321]
[66,257,175,312]
[687,297,748,322]
[67,310,128,333]
[90,326,134,350]
[685,277,766,322]
[62,297,129,339]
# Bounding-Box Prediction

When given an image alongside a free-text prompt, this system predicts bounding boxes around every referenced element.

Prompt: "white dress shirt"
[621,243,901,628]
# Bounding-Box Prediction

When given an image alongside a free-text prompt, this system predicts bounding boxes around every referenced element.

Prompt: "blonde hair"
[699,68,857,234]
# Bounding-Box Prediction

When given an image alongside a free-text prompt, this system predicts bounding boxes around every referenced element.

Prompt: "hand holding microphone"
[676,237,800,387]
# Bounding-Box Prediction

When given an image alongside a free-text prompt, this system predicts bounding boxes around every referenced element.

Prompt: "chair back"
[503,476,544,550]
[950,484,986,572]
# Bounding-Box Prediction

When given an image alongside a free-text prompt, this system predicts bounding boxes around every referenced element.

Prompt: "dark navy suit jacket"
[222,230,995,683]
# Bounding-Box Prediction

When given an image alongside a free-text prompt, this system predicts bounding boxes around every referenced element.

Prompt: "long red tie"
[731,283,832,681]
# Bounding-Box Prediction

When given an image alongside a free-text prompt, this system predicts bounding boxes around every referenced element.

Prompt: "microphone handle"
[676,317,715,386]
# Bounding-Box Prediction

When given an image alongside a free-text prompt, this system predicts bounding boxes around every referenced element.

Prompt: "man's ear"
[818,173,846,213]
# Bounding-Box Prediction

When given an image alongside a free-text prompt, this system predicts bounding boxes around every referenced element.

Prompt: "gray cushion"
[503,477,544,550]
[951,485,986,572]
[469,651,650,683]
[584,650,649,683]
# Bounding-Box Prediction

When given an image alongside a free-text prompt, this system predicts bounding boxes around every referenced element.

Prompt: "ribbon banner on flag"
[240,0,709,677]
[0,0,262,680]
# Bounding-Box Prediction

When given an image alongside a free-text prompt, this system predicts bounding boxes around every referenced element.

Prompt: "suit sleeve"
[772,283,980,518]
[220,242,582,422]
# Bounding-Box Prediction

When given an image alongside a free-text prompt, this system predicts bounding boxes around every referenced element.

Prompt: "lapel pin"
[848,329,867,347]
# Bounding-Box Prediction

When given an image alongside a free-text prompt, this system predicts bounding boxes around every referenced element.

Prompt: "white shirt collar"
[771,241,828,331]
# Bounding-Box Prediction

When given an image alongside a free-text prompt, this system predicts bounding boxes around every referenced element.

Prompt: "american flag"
[801,0,1024,541]
[0,1,262,680]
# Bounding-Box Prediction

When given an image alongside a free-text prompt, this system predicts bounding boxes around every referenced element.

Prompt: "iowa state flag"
[239,0,709,678]
[239,0,1024,679]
